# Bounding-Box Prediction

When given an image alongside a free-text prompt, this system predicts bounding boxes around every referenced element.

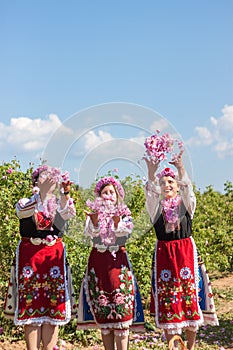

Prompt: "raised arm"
[144,158,161,223]
[169,151,196,218]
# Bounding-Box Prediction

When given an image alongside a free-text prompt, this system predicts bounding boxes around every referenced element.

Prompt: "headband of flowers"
[94,176,125,199]
[32,165,71,184]
[157,167,177,179]
[144,130,184,163]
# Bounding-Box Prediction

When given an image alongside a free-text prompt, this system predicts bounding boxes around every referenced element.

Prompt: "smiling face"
[100,184,117,204]
[159,175,179,199]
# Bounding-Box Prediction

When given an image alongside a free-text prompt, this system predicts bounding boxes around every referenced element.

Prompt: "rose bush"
[0,160,232,348]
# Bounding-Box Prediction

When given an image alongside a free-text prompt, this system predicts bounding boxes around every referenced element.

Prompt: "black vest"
[19,211,67,238]
[153,201,192,241]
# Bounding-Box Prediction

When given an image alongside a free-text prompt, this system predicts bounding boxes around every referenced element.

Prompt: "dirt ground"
[0,273,233,350]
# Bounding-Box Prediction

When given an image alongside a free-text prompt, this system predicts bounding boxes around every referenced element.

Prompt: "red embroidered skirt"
[151,237,204,333]
[14,238,72,326]
[82,247,136,329]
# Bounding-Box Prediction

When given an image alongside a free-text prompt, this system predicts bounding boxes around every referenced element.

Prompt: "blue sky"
[0,0,232,192]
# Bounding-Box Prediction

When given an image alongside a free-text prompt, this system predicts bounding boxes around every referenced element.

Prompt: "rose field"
[0,160,232,349]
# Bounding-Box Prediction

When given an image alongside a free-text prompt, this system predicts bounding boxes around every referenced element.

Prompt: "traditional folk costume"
[77,177,144,335]
[145,170,219,335]
[4,191,77,326]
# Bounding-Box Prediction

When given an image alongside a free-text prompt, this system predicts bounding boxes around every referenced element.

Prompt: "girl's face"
[100,184,117,204]
[159,176,179,199]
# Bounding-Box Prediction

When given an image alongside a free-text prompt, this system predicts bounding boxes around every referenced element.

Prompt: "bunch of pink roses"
[32,165,72,185]
[144,130,184,163]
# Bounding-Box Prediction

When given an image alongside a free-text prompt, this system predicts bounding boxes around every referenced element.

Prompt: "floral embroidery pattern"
[180,267,191,280]
[88,266,134,321]
[157,266,200,322]
[160,269,171,282]
[18,264,66,319]
[22,266,34,278]
[50,266,61,279]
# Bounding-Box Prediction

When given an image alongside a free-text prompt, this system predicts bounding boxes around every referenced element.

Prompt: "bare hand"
[84,210,99,227]
[112,215,120,228]
[169,150,185,178]
[38,176,56,201]
[143,157,160,181]
[61,180,72,194]
[169,150,184,169]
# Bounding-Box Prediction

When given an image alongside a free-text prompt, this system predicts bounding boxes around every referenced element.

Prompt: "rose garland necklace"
[86,195,133,246]
[160,194,181,232]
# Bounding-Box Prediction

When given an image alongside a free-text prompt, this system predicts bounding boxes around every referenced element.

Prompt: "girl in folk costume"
[77,176,144,350]
[144,151,218,350]
[4,165,77,350]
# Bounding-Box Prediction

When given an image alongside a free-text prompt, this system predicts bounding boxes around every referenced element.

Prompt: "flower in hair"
[95,176,124,199]
[144,130,184,163]
[157,167,177,179]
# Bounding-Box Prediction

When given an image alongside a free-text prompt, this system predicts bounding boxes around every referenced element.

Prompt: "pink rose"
[98,294,109,306]
[113,292,125,305]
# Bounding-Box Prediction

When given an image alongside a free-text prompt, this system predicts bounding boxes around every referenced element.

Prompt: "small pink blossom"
[61,171,71,183]
[7,168,13,174]
[32,186,40,194]
[46,235,56,242]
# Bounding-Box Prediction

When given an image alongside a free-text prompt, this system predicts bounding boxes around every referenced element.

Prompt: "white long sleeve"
[57,198,76,220]
[16,194,76,220]
[144,180,161,223]
[84,216,133,240]
[16,194,40,219]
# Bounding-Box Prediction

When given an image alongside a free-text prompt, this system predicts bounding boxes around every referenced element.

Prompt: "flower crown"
[157,167,177,179]
[94,176,125,199]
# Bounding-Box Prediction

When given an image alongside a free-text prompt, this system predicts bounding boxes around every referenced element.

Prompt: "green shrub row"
[0,159,232,302]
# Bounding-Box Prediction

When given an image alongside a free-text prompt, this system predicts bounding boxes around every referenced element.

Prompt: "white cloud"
[187,104,233,158]
[83,130,113,151]
[0,114,73,153]
[149,119,170,132]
